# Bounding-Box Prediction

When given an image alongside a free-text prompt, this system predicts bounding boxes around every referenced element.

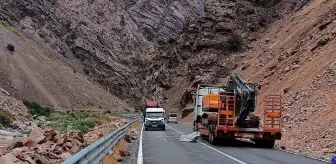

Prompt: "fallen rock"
[12,142,23,149]
[65,142,72,148]
[0,153,24,164]
[36,136,46,144]
[113,154,123,162]
[60,152,72,161]
[0,146,6,156]
[23,155,36,164]
[12,147,25,159]
[124,135,132,143]
[23,138,35,148]
[44,129,56,141]
[119,150,130,157]
[29,128,44,142]
[179,132,200,142]
[283,87,290,94]
[35,155,52,164]
[130,135,137,140]
[6,44,15,52]
[70,143,79,154]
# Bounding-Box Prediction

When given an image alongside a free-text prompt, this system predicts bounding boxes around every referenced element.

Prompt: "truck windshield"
[146,112,164,118]
[169,114,177,117]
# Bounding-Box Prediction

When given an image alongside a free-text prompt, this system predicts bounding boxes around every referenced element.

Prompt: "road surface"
[141,123,327,164]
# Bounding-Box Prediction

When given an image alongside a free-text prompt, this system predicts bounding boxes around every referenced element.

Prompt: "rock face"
[144,0,281,110]
[129,0,204,41]
[0,0,204,107]
[0,0,291,110]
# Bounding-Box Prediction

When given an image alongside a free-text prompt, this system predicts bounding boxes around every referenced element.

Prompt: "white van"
[167,113,178,123]
[144,108,165,131]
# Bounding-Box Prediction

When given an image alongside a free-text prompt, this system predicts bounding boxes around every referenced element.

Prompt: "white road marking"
[137,124,144,164]
[166,124,247,164]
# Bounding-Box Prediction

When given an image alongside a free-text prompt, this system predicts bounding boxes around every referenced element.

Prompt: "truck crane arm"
[227,74,257,127]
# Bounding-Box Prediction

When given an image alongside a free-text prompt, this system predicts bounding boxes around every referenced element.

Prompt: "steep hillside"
[238,0,336,159]
[147,0,285,110]
[0,23,130,111]
[0,0,204,107]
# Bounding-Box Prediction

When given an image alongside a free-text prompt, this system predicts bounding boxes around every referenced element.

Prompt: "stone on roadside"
[124,135,132,143]
[119,150,130,157]
[0,146,6,156]
[60,152,72,160]
[35,155,52,164]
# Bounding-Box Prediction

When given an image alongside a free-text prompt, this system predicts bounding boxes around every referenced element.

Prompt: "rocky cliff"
[0,0,306,110]
[0,0,205,107]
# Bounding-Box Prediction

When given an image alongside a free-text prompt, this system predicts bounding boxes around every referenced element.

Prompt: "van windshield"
[146,112,164,118]
[169,114,177,117]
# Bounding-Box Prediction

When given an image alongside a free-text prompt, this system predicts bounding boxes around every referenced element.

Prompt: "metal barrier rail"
[62,121,134,164]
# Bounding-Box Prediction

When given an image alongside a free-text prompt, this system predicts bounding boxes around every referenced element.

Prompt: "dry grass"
[0,21,24,40]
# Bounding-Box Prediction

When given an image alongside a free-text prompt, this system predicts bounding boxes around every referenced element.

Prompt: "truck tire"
[162,126,166,131]
[145,128,148,131]
[255,140,275,148]
[208,126,218,145]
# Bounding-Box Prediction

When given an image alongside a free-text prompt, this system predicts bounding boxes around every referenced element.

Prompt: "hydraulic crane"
[193,74,282,148]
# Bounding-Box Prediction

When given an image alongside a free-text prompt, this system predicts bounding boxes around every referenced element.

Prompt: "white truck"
[144,108,166,131]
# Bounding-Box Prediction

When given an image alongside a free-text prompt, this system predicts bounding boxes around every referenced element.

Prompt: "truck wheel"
[144,128,148,131]
[208,126,218,145]
[255,140,275,148]
[162,126,166,131]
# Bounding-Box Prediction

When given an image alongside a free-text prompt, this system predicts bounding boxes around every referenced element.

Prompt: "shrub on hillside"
[45,111,114,133]
[23,101,53,117]
[0,109,14,127]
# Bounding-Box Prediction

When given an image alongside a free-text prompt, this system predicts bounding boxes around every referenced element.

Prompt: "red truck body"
[195,87,282,148]
[144,100,159,108]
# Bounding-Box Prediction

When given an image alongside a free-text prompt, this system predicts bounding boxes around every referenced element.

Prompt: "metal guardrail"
[62,121,134,164]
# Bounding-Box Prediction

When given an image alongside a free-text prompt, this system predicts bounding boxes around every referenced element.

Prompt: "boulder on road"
[179,132,200,142]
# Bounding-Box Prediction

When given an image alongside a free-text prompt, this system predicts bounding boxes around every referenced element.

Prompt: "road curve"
[141,123,327,164]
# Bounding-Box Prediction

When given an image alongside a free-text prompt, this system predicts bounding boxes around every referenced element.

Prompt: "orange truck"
[193,74,282,148]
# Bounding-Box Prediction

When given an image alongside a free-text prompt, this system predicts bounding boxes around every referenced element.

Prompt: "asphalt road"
[142,123,328,164]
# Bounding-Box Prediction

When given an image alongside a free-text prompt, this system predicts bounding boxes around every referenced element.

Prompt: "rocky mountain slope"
[237,0,336,159]
[0,0,334,160]
[0,0,205,107]
[0,23,130,110]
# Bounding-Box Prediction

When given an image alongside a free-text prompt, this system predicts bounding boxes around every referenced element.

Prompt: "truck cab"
[144,108,166,131]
